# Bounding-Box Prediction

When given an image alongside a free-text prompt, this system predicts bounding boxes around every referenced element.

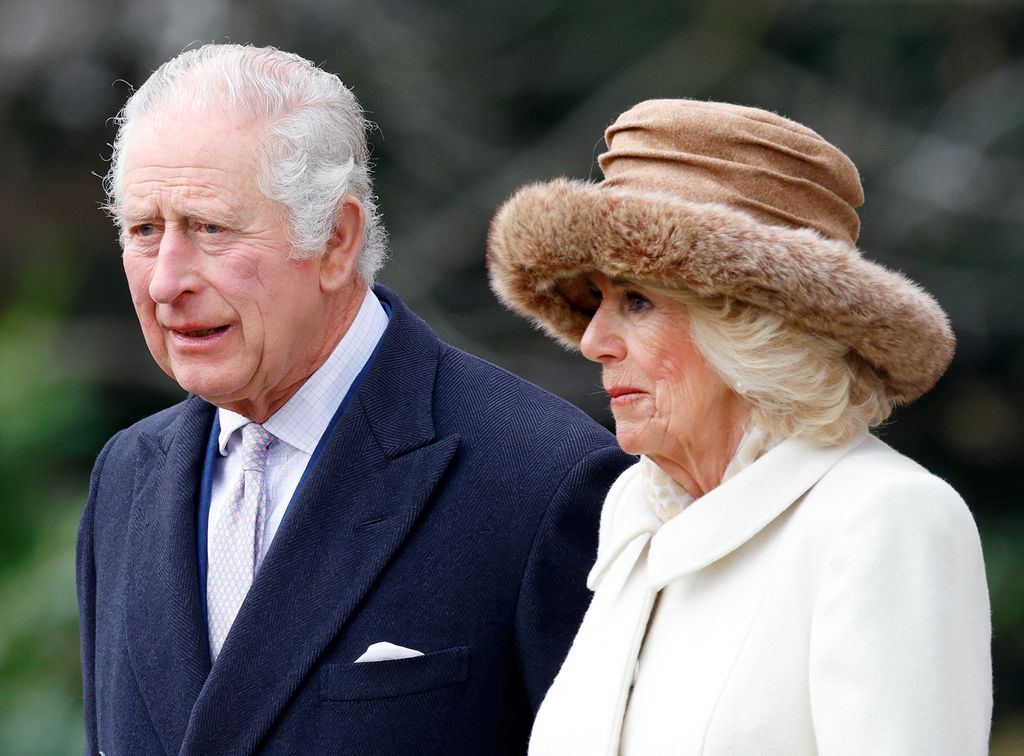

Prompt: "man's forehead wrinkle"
[122,170,247,199]
[123,162,238,180]
[122,180,239,205]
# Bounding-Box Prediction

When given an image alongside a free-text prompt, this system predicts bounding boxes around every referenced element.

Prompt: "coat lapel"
[646,430,869,587]
[531,534,657,756]
[182,290,460,754]
[124,396,215,755]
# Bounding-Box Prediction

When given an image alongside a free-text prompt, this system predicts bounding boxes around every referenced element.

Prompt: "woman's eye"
[625,291,651,312]
[587,284,603,302]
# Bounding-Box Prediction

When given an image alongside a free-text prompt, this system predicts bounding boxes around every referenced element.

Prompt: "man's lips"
[165,324,231,339]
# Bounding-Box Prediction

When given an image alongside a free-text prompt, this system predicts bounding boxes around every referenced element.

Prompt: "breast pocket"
[319,645,471,701]
[316,647,472,754]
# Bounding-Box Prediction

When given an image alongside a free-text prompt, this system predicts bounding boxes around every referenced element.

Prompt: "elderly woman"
[487,100,991,755]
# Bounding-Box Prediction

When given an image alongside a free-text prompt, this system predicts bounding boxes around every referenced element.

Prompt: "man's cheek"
[125,270,153,306]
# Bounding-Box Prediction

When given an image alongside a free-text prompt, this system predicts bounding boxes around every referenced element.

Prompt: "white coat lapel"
[530,534,656,756]
[531,464,660,756]
[647,430,868,587]
[587,463,660,589]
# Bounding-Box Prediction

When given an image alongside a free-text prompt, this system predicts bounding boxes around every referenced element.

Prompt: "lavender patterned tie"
[207,422,274,663]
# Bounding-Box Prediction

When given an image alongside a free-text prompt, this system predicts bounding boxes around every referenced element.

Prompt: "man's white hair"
[104,43,387,283]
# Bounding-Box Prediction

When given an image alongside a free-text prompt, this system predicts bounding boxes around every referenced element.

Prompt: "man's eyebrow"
[108,205,241,227]
[180,207,241,227]
[109,207,152,223]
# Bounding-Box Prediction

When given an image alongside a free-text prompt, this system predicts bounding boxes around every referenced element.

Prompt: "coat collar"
[590,430,869,592]
[125,287,461,754]
[587,464,661,590]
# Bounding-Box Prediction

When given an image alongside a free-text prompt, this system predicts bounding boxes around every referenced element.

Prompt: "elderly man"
[77,44,631,755]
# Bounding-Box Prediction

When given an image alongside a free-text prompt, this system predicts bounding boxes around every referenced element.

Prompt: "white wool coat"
[529,431,992,755]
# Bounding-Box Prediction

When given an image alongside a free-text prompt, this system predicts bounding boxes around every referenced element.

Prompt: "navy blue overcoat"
[77,286,632,755]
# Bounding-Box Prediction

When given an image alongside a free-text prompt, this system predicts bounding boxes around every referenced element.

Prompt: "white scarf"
[642,425,777,522]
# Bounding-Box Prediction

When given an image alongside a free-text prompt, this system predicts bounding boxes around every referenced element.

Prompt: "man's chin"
[169,369,246,406]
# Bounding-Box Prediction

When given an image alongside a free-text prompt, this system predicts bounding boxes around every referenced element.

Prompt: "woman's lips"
[606,386,647,403]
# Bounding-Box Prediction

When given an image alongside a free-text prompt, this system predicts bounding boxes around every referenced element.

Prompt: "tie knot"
[240,423,274,471]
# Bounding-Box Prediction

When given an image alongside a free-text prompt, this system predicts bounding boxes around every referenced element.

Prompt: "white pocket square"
[354,641,425,663]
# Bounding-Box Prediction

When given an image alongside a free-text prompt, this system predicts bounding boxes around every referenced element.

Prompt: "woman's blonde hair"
[653,285,893,447]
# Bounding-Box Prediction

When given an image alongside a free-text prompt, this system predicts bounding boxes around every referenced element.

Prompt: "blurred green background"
[1,0,1021,752]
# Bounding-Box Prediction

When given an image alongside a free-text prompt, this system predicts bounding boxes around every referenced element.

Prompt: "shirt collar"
[217,287,389,455]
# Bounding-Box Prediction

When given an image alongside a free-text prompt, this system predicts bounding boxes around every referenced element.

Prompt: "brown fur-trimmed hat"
[487,99,954,404]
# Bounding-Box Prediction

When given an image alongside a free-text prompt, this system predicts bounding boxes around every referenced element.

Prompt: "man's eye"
[134,223,157,237]
[199,223,223,234]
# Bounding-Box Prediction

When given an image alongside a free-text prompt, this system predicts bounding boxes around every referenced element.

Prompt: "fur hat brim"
[487,178,955,404]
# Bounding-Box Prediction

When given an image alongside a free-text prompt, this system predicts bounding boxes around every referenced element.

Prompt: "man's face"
[117,110,343,420]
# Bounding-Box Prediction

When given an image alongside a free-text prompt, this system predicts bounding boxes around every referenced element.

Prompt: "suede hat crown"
[487,99,955,404]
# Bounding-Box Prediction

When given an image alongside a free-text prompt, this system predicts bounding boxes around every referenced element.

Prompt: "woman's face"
[580,273,745,470]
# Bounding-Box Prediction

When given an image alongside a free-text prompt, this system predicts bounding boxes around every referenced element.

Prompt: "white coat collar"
[587,463,662,590]
[590,429,869,591]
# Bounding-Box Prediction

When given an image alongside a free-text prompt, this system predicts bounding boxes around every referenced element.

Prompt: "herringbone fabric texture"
[207,423,274,662]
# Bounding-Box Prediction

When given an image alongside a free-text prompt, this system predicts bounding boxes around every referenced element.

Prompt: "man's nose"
[580,306,625,363]
[148,229,199,303]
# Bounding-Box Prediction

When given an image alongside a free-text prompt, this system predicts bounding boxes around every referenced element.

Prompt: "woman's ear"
[319,196,365,292]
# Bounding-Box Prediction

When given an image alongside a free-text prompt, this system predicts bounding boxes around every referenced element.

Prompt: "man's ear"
[319,196,365,293]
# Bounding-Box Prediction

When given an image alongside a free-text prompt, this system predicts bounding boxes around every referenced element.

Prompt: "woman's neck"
[649,402,750,499]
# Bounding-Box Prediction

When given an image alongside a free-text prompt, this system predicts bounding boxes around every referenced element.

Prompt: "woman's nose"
[580,306,625,363]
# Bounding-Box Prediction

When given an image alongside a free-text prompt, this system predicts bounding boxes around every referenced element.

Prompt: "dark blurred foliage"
[0,0,1021,753]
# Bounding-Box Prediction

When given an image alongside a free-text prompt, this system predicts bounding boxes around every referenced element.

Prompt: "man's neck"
[216,284,370,423]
